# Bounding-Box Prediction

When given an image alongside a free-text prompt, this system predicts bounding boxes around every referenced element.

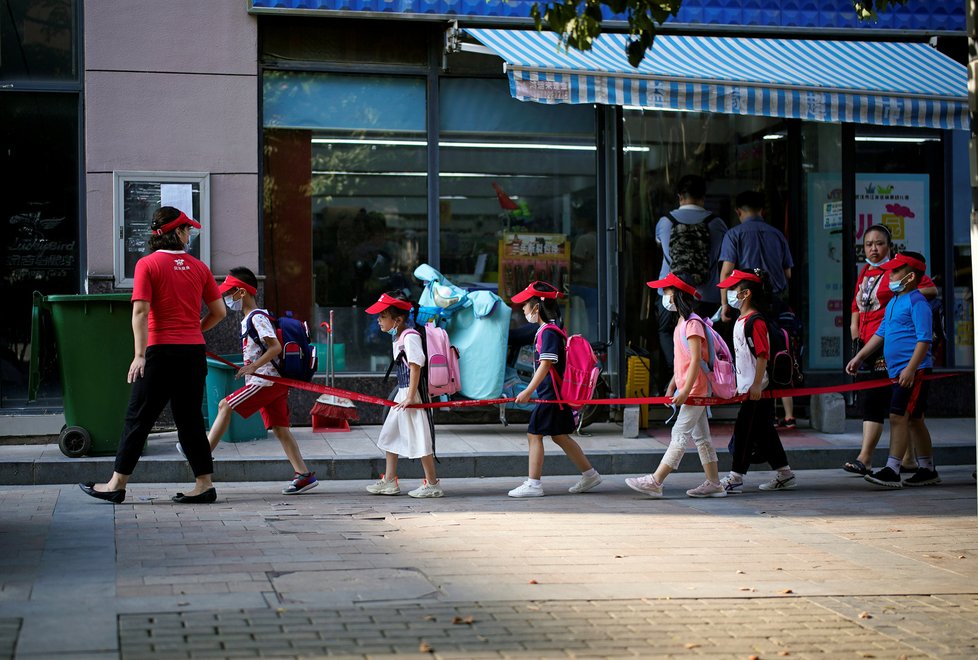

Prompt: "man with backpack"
[198,267,319,495]
[655,175,728,373]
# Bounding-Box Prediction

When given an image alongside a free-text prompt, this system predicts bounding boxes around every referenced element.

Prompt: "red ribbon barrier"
[206,352,960,411]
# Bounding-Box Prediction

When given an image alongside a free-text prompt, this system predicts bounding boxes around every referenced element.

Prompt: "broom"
[309,310,358,427]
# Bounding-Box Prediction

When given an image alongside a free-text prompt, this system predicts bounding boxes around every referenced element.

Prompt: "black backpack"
[928,297,947,367]
[744,312,803,388]
[667,212,716,286]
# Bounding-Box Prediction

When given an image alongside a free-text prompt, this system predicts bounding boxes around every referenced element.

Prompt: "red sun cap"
[511,281,566,304]
[153,211,201,236]
[717,269,762,289]
[879,253,926,273]
[646,273,701,298]
[219,275,257,296]
[365,292,414,315]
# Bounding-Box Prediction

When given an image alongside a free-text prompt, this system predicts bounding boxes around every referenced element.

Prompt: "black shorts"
[889,368,930,419]
[528,402,576,437]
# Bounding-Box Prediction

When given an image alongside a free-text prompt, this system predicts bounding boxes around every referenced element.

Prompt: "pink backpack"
[536,324,600,410]
[680,314,737,399]
[403,325,461,397]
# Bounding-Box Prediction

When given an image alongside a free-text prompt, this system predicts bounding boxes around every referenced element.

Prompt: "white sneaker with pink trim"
[625,474,663,498]
[686,480,727,498]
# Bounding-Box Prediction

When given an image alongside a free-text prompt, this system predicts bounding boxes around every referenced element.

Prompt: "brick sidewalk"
[1,468,977,658]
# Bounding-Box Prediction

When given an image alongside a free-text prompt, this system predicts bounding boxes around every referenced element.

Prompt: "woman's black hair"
[147,206,186,252]
[524,281,563,326]
[738,268,772,314]
[864,224,892,245]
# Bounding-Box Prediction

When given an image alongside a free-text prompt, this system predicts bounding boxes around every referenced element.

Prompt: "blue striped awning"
[466,29,969,130]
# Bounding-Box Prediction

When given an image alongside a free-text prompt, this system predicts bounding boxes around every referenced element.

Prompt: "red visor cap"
[879,253,926,273]
[717,269,762,289]
[646,273,700,298]
[365,293,414,315]
[511,281,566,304]
[219,275,257,296]
[154,211,201,236]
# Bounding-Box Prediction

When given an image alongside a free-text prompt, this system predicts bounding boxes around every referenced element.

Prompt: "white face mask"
[866,256,890,267]
[726,290,743,309]
[223,294,242,312]
[662,294,677,312]
[524,309,540,324]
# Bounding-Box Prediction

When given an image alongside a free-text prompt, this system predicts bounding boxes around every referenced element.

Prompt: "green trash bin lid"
[43,293,132,303]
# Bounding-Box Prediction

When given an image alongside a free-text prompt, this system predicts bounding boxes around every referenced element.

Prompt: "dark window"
[1,0,77,82]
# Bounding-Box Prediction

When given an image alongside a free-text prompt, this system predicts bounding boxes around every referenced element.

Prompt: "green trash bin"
[204,355,269,443]
[29,292,135,457]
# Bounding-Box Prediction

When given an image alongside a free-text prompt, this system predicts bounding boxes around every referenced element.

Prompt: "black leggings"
[114,344,213,478]
[729,397,789,475]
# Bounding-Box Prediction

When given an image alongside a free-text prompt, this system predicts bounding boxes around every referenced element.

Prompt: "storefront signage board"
[807,172,929,370]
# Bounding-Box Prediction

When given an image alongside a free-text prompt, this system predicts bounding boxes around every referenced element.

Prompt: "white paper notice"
[160,184,194,217]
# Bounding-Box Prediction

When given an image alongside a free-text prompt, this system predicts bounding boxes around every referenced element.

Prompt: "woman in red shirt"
[80,207,226,504]
[843,225,937,475]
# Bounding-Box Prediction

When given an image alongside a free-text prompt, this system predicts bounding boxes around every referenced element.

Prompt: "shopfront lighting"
[310,137,648,152]
[763,133,786,140]
[854,136,940,143]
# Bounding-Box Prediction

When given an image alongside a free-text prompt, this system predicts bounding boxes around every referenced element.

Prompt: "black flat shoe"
[171,488,217,504]
[79,482,126,504]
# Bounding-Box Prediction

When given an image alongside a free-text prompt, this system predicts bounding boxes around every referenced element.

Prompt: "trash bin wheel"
[59,426,91,458]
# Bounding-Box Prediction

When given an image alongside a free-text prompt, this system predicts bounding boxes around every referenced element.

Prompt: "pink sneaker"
[625,474,662,498]
[686,480,727,498]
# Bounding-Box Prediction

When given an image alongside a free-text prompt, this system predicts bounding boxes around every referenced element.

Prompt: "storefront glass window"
[949,130,974,368]
[1,92,80,408]
[0,0,77,82]
[622,109,789,392]
[439,78,598,336]
[802,123,844,371]
[853,128,946,364]
[262,71,427,372]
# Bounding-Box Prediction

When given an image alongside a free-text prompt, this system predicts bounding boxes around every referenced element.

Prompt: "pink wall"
[83,0,258,283]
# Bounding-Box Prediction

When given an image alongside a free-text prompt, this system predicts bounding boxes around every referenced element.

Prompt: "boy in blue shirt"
[845,252,939,488]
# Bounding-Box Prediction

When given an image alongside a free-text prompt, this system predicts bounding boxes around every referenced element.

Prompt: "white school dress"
[376,330,433,459]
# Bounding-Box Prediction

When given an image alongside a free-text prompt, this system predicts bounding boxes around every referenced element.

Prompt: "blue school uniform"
[527,324,576,436]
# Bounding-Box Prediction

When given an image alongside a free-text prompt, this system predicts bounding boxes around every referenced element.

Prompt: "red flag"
[492,182,519,210]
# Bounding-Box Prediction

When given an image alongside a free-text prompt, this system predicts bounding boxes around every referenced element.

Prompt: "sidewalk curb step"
[1,446,974,486]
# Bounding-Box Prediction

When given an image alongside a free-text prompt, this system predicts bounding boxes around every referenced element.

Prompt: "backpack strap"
[536,323,567,407]
[680,314,717,397]
[743,312,762,359]
[383,328,420,382]
[243,310,275,355]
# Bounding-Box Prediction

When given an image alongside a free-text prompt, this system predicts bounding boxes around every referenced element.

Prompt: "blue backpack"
[244,310,317,382]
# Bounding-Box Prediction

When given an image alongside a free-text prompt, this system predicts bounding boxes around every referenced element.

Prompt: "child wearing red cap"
[203,267,318,495]
[626,273,726,498]
[716,269,796,493]
[507,281,601,498]
[846,251,939,488]
[364,291,442,498]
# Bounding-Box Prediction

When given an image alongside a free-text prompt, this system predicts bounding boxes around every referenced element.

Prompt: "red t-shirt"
[851,264,935,344]
[131,250,221,346]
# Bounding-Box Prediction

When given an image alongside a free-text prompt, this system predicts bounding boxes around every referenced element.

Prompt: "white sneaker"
[408,480,444,498]
[759,473,797,491]
[508,480,544,498]
[625,474,663,498]
[686,480,727,498]
[569,473,602,494]
[366,475,400,495]
[719,476,743,494]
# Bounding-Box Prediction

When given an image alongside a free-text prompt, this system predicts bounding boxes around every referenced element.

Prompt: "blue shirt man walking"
[718,191,794,322]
